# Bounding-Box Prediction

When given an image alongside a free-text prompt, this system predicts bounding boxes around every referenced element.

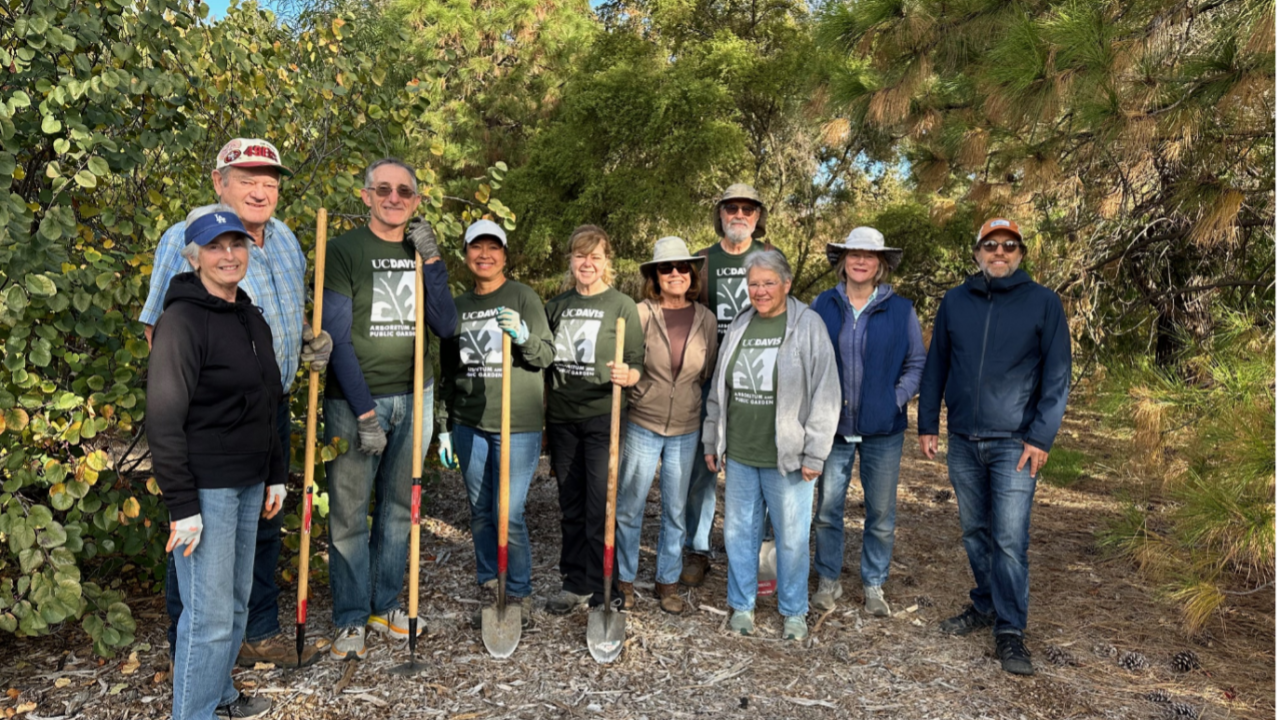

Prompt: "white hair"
[364,158,418,191]
[180,203,237,266]
[743,249,792,284]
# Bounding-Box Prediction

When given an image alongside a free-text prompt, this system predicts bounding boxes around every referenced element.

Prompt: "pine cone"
[914,595,934,608]
[933,489,953,503]
[1118,650,1149,671]
[1171,650,1201,672]
[1145,689,1172,704]
[1092,642,1118,659]
[1044,645,1076,666]
[1166,701,1198,719]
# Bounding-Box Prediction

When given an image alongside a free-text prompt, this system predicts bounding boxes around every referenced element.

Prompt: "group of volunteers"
[144,138,1071,720]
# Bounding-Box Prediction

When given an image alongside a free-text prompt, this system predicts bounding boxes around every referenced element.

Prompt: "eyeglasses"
[721,203,759,217]
[977,239,1022,253]
[657,261,692,275]
[367,184,418,200]
[748,280,782,291]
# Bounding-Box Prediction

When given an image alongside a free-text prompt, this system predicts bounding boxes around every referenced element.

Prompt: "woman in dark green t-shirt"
[543,226,644,614]
[439,220,555,629]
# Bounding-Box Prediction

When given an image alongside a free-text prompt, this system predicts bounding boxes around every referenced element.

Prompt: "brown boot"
[236,635,325,669]
[679,553,710,587]
[618,581,636,611]
[656,583,684,615]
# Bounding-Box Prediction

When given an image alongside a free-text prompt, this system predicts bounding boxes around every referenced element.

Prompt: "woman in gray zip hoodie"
[703,249,840,641]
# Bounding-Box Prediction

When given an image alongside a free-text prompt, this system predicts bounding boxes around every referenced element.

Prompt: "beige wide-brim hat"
[712,183,768,239]
[640,236,705,279]
[826,226,903,271]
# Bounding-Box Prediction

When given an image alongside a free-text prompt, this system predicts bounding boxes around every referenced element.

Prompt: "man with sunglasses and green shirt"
[322,158,458,660]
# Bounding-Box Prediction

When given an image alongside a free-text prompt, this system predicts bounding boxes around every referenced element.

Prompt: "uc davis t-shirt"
[706,240,767,339]
[725,311,786,468]
[544,287,644,423]
[324,226,425,397]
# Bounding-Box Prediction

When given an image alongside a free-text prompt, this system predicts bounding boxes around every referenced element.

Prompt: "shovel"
[482,332,521,658]
[295,208,327,666]
[391,252,428,676]
[587,317,627,664]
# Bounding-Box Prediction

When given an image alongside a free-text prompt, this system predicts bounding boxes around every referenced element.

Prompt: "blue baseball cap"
[185,211,253,247]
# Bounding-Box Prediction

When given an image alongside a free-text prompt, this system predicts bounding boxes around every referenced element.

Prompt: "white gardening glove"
[264,484,286,519]
[438,432,459,469]
[496,307,529,345]
[166,514,204,557]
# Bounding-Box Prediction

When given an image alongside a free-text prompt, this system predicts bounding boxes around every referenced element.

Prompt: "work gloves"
[166,514,204,557]
[357,413,388,456]
[496,307,529,345]
[438,432,459,469]
[406,218,440,261]
[264,484,286,519]
[301,326,333,373]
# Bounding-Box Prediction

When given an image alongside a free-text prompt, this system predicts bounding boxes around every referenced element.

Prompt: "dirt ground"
[0,405,1273,720]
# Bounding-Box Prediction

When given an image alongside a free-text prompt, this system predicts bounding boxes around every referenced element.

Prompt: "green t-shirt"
[440,280,555,434]
[725,311,787,468]
[705,239,767,339]
[324,226,426,398]
[544,287,644,423]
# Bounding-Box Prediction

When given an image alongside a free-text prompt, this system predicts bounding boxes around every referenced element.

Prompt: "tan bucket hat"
[712,183,768,239]
[640,236,704,279]
[826,227,903,271]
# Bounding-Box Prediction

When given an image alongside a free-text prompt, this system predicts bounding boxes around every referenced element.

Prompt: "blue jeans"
[684,381,717,554]
[171,484,261,720]
[615,423,700,585]
[166,394,289,654]
[454,425,541,598]
[814,433,905,587]
[946,435,1038,636]
[723,459,815,617]
[325,388,434,629]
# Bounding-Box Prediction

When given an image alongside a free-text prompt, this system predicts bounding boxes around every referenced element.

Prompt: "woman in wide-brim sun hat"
[808,226,925,618]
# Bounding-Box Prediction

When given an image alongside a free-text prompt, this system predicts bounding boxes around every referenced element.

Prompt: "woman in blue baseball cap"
[147,204,285,720]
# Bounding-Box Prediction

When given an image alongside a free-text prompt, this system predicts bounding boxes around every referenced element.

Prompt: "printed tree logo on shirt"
[732,347,778,393]
[717,277,750,322]
[371,271,416,323]
[459,318,504,367]
[553,318,601,365]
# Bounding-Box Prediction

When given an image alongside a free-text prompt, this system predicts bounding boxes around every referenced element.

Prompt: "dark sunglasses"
[657,261,693,275]
[721,202,759,217]
[978,239,1022,253]
[368,184,418,200]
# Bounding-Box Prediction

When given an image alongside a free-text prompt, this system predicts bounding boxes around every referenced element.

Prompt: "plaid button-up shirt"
[140,217,307,394]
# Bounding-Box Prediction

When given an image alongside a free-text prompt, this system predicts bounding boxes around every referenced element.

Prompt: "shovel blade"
[389,659,429,676]
[481,604,521,659]
[586,608,625,664]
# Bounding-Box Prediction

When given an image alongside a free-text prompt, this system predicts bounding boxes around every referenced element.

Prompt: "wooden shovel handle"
[498,332,512,569]
[297,208,327,624]
[407,253,425,620]
[603,317,624,578]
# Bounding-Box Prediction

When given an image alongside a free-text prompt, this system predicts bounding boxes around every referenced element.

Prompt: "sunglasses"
[657,261,693,275]
[977,239,1023,253]
[721,203,759,217]
[367,184,418,200]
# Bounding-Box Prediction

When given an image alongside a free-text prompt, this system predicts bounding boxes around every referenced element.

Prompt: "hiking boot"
[236,635,324,669]
[939,604,995,636]
[546,589,592,615]
[812,577,843,612]
[863,585,891,617]
[783,615,808,641]
[655,582,684,615]
[215,692,272,719]
[330,626,366,660]
[618,581,636,611]
[996,633,1034,676]
[728,609,755,636]
[367,608,424,640]
[679,553,711,587]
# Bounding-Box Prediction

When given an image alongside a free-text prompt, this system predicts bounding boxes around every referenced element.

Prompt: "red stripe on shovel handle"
[497,544,508,573]
[301,488,313,534]
[410,483,421,524]
[603,544,614,578]
[296,598,307,624]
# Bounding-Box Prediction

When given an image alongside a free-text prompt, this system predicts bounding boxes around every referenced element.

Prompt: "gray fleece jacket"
[703,295,841,474]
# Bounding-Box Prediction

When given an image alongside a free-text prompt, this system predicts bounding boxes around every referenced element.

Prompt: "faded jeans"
[455,425,541,598]
[723,459,816,618]
[325,387,433,629]
[615,423,701,585]
[813,432,905,587]
[683,381,717,555]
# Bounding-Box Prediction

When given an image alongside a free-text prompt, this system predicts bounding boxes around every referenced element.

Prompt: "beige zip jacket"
[627,299,719,437]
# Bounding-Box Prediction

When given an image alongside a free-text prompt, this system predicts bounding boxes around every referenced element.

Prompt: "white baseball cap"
[463,219,508,247]
[214,138,292,176]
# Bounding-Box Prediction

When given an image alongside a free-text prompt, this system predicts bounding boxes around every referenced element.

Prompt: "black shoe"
[939,604,996,636]
[216,693,272,719]
[995,633,1034,676]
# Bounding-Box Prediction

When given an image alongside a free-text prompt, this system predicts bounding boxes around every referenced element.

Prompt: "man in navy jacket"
[917,217,1071,676]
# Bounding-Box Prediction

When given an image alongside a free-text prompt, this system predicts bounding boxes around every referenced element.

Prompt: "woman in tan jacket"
[614,237,718,614]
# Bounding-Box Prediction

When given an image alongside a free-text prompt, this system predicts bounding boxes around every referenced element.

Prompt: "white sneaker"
[729,609,755,636]
[812,576,843,612]
[330,626,366,660]
[367,608,424,639]
[864,585,891,617]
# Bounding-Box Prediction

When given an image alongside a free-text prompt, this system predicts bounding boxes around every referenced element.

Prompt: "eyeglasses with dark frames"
[657,261,693,275]
[978,239,1022,253]
[721,203,759,217]
[367,184,418,200]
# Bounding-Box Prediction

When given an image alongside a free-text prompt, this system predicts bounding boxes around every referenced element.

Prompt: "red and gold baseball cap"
[214,138,292,176]
[976,217,1023,245]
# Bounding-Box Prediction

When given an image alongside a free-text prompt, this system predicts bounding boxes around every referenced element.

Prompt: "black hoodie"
[146,273,286,520]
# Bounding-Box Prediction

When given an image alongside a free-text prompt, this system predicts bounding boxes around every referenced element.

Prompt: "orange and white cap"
[976,217,1023,244]
[214,138,292,176]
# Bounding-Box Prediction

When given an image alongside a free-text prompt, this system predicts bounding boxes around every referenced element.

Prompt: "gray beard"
[724,225,753,244]
[979,257,1021,279]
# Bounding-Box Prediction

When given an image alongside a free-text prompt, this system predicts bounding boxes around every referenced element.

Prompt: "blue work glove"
[496,307,529,345]
[437,432,459,469]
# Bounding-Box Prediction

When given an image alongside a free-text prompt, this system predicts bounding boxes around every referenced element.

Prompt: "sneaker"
[812,577,843,612]
[367,608,425,639]
[939,604,996,636]
[236,635,324,668]
[679,553,711,587]
[996,633,1035,676]
[546,589,592,615]
[215,692,272,719]
[863,585,891,617]
[330,626,366,660]
[728,609,755,636]
[783,615,808,641]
